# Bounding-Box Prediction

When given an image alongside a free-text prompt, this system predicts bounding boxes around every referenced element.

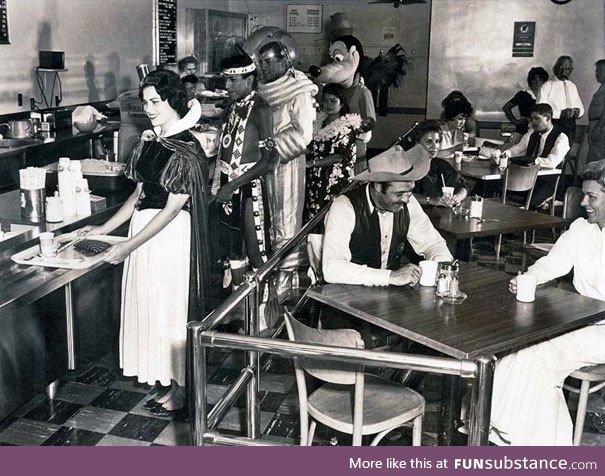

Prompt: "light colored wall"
[0,0,154,114]
[427,0,605,124]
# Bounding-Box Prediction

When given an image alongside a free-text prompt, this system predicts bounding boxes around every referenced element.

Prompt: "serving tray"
[11,234,126,270]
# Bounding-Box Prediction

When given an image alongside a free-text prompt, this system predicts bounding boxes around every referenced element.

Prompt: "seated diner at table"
[412,119,468,206]
[441,90,478,138]
[501,103,570,209]
[320,146,452,345]
[489,160,605,446]
[437,98,474,159]
[322,144,453,288]
[502,66,549,137]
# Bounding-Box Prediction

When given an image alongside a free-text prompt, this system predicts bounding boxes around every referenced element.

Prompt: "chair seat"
[570,364,605,382]
[308,374,425,436]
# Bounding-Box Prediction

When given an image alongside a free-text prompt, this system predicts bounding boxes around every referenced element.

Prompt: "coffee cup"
[229,258,250,287]
[516,274,537,303]
[442,186,455,198]
[454,151,463,164]
[419,260,438,286]
[39,232,57,257]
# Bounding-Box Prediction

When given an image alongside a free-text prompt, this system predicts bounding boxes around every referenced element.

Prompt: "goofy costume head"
[308,35,363,89]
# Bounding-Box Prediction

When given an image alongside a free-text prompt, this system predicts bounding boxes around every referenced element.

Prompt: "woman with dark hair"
[502,67,549,135]
[304,83,361,222]
[437,97,474,158]
[440,91,477,138]
[414,119,468,206]
[77,69,210,416]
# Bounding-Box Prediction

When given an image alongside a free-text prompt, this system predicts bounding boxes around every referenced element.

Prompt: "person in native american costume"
[212,54,276,275]
[244,27,318,303]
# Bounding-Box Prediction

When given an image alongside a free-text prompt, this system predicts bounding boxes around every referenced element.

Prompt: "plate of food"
[11,234,126,270]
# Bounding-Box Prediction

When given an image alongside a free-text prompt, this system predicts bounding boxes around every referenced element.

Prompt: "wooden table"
[304,262,605,445]
[419,197,568,260]
[442,156,562,181]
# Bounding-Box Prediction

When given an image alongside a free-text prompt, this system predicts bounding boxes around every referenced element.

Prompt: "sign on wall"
[512,21,535,57]
[286,4,322,34]
[0,0,9,45]
[156,0,177,64]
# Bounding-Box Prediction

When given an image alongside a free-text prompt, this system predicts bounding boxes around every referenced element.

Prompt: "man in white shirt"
[322,144,453,288]
[502,103,570,209]
[537,56,584,142]
[490,160,605,446]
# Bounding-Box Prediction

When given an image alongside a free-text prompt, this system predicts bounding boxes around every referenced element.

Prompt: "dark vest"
[526,126,564,167]
[345,186,410,270]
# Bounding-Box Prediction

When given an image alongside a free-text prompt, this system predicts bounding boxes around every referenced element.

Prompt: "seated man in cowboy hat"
[319,145,453,347]
[322,144,453,288]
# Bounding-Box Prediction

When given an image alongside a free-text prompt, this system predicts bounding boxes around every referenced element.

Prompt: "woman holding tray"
[77,69,210,416]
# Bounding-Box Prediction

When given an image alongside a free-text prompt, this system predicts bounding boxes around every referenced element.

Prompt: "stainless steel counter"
[0,187,130,420]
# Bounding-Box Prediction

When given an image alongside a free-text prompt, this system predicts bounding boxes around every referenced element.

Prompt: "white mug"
[419,260,438,286]
[516,274,537,302]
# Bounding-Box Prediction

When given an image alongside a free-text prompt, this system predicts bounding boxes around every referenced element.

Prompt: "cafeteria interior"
[1,0,605,447]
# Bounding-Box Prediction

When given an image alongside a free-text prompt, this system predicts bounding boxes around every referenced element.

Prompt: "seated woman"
[304,83,361,224]
[502,66,549,137]
[413,120,468,206]
[437,98,474,159]
[440,90,477,137]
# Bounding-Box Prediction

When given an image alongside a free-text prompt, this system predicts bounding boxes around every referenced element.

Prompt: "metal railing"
[187,185,484,446]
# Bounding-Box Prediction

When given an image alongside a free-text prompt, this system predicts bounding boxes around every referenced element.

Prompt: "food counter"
[0,121,120,192]
[0,187,130,420]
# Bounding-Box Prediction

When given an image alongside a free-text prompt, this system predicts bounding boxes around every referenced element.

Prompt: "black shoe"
[147,403,187,419]
[143,399,161,410]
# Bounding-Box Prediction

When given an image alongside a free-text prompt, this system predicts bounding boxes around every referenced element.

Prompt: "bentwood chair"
[563,126,589,188]
[494,163,540,261]
[284,311,425,446]
[564,364,605,445]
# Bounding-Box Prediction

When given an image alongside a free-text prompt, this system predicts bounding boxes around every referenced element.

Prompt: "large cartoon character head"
[243,26,298,84]
[308,35,362,89]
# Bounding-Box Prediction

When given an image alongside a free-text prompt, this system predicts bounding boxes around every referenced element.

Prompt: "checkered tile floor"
[1,342,603,446]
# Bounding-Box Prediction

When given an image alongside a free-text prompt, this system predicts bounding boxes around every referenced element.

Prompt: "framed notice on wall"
[286,4,322,33]
[512,21,535,57]
[155,0,177,65]
[1,0,10,45]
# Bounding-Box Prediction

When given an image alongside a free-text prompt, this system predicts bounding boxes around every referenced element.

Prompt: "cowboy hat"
[353,144,430,182]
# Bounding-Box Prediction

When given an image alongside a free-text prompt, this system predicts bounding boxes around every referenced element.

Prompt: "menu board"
[157,0,177,64]
[0,0,9,45]
[286,4,322,33]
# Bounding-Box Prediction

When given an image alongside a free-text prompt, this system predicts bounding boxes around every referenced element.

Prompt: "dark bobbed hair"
[322,83,350,115]
[139,69,190,118]
[178,55,198,72]
[596,59,605,68]
[220,54,258,81]
[443,99,473,120]
[532,103,554,119]
[527,67,549,85]
[414,119,442,143]
[181,74,198,85]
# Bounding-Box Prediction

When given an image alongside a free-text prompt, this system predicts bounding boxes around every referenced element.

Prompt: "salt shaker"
[470,195,483,218]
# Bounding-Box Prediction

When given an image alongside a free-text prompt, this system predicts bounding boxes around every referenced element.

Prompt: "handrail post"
[468,354,495,446]
[188,325,209,445]
[244,272,260,439]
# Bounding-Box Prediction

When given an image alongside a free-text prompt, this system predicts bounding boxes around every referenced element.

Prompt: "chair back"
[284,311,363,385]
[502,163,540,209]
[562,186,585,221]
[307,233,324,285]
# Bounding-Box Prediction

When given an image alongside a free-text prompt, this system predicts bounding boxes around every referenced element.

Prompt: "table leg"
[438,375,462,445]
[65,282,76,370]
[468,355,495,446]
